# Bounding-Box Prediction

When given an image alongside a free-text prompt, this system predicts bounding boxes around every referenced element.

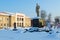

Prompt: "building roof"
[0,12,10,16]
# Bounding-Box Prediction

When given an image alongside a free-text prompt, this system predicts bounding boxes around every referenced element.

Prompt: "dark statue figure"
[14,22,16,29]
[13,22,17,31]
[36,3,40,17]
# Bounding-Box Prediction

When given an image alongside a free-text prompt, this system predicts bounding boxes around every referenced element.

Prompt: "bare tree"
[41,10,46,20]
[48,13,51,22]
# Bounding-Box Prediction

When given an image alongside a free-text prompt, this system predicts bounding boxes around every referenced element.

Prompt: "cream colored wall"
[10,15,16,27]
[0,15,9,29]
[0,13,31,29]
[24,17,31,27]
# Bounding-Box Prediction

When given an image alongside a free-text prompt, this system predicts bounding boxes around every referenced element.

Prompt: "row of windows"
[17,18,23,21]
[0,17,24,22]
[0,18,9,21]
[0,23,24,26]
[0,24,9,26]
[17,23,23,27]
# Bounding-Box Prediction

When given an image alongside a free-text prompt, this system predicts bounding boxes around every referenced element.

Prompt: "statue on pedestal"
[32,3,42,28]
[36,3,40,17]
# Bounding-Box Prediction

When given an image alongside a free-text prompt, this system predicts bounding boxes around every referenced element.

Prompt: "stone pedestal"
[31,17,42,28]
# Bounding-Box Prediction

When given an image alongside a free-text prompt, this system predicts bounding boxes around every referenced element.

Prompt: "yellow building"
[0,12,10,29]
[39,19,46,26]
[0,12,31,29]
[13,13,31,28]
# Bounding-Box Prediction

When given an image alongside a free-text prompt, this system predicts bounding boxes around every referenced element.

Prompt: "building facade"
[0,12,10,29]
[25,16,31,27]
[0,12,31,29]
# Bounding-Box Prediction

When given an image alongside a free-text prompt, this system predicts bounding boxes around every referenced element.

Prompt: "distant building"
[55,16,60,24]
[0,12,31,29]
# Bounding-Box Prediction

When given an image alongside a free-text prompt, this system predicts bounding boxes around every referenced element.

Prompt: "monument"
[32,3,42,28]
[36,3,40,17]
[13,22,17,31]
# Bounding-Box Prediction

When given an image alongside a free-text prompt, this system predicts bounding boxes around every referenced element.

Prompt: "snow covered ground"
[0,28,60,40]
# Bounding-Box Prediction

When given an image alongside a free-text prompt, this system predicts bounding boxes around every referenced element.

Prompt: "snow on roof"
[15,13,25,16]
[0,12,31,19]
[0,12,26,16]
[32,17,41,19]
[0,12,10,16]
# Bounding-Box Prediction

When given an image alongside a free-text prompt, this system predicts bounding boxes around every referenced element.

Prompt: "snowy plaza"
[0,27,60,40]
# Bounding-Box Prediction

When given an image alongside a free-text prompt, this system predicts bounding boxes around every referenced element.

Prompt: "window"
[0,18,3,21]
[20,18,21,21]
[20,23,21,27]
[17,23,20,27]
[1,24,2,26]
[17,18,19,21]
[7,18,9,20]
[22,18,23,21]
[4,24,6,26]
[22,23,23,27]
